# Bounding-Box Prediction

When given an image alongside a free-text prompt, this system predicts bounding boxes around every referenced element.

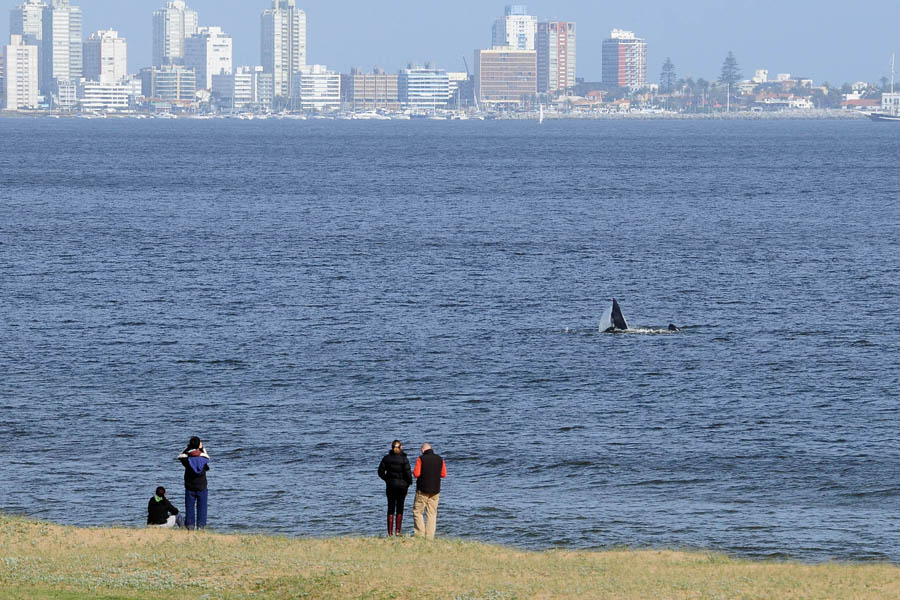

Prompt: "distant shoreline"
[0,109,869,121]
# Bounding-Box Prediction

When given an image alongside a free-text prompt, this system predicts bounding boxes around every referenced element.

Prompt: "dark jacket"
[147,496,179,525]
[177,448,210,492]
[378,451,413,490]
[413,449,446,495]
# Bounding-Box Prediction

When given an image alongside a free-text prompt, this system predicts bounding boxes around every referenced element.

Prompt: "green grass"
[1,514,898,599]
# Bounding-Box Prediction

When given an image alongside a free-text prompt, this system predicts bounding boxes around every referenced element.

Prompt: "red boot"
[395,513,403,537]
[387,515,394,537]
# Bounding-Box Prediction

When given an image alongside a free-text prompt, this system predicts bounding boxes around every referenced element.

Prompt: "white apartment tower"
[83,29,127,84]
[185,27,232,90]
[492,5,537,51]
[152,0,198,67]
[261,0,307,99]
[537,22,575,94]
[41,0,81,96]
[3,34,39,109]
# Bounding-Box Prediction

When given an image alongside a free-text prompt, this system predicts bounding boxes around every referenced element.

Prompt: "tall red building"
[601,29,647,89]
[537,21,576,94]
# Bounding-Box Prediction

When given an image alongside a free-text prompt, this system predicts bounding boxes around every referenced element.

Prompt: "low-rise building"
[292,64,340,112]
[882,92,900,114]
[399,67,450,110]
[141,64,196,105]
[474,46,537,109]
[753,96,813,111]
[78,80,130,111]
[55,78,77,109]
[447,71,469,107]
[212,65,273,111]
[340,68,399,112]
[841,98,880,111]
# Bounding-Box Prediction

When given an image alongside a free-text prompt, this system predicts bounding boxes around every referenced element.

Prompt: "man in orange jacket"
[412,443,446,539]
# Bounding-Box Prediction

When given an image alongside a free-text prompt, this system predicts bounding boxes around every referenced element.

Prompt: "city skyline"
[3,0,900,85]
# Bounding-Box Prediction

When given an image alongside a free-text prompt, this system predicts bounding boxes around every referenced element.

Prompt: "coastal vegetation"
[1,514,899,599]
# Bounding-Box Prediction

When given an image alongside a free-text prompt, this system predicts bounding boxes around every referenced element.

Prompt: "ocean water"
[1,118,898,562]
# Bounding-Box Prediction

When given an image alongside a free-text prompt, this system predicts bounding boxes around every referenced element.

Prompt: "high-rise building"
[41,0,81,96]
[601,29,647,89]
[10,0,44,93]
[212,65,273,111]
[492,5,537,51]
[399,67,450,110]
[83,29,127,84]
[474,47,537,109]
[292,64,340,112]
[537,21,575,94]
[341,68,400,112]
[3,34,39,109]
[185,26,232,90]
[152,0,198,67]
[261,0,306,99]
[10,0,44,48]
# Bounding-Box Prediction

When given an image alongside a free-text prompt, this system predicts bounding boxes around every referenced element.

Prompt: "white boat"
[539,103,544,124]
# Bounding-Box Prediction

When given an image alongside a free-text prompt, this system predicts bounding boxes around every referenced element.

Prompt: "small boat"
[871,53,900,122]
[869,113,900,122]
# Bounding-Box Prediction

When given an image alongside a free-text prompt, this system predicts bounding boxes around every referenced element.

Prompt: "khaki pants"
[413,491,440,539]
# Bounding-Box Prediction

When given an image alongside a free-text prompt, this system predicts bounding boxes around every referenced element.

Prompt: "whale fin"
[599,305,613,332]
[611,299,629,331]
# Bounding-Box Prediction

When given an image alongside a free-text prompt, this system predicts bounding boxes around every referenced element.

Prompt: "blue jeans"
[185,489,208,529]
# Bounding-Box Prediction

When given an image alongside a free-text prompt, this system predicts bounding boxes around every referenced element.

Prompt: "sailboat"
[539,103,544,125]
[870,53,900,122]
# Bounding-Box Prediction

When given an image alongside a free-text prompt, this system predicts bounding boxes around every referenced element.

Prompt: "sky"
[3,0,899,85]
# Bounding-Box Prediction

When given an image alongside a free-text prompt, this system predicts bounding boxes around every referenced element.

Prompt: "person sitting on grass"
[147,486,184,528]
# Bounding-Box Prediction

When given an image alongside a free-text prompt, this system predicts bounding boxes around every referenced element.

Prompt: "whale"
[599,299,681,333]
[599,298,629,333]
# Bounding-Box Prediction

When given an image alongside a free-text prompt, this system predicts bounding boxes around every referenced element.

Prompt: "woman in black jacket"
[378,440,413,536]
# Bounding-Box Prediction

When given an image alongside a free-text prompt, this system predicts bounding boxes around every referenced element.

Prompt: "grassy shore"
[0,514,898,599]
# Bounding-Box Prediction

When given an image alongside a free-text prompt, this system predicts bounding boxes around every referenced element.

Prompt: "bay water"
[1,119,898,561]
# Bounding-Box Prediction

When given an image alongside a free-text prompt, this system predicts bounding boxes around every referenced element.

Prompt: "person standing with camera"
[177,436,210,529]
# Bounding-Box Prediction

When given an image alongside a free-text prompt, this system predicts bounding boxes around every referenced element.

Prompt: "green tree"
[719,51,742,86]
[660,57,677,94]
